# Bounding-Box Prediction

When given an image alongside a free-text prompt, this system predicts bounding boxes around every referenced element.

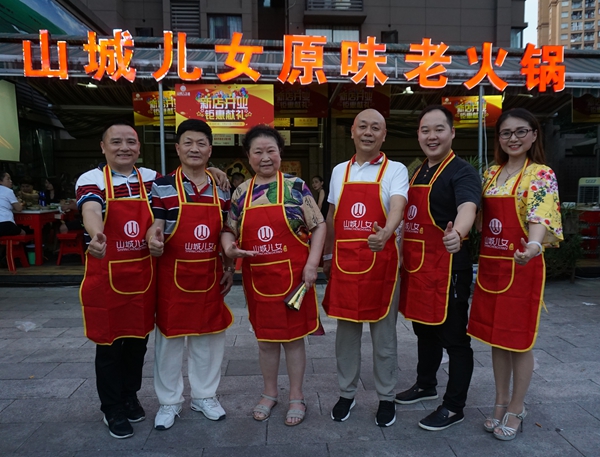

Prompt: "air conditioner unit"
[577,177,600,205]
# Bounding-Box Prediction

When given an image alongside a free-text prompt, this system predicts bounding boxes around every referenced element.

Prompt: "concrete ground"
[0,279,599,457]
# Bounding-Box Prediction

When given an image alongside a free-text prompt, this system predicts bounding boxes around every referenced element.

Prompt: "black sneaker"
[418,405,464,431]
[394,383,438,405]
[124,396,145,423]
[103,411,134,439]
[375,400,396,427]
[331,397,356,422]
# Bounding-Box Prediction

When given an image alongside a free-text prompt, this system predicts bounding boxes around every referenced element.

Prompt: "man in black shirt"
[397,105,481,431]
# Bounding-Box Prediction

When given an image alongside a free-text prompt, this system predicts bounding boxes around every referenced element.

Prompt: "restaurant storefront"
[0,31,599,202]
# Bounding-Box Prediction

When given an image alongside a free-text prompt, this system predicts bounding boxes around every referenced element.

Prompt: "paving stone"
[0,362,58,380]
[0,378,85,400]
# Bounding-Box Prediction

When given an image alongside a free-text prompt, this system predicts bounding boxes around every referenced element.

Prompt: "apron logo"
[194,224,210,240]
[351,202,366,218]
[258,226,274,242]
[124,221,140,238]
[407,205,418,220]
[489,218,503,235]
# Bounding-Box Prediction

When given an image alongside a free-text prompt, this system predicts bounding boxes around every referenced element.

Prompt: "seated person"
[17,176,39,208]
[0,171,25,237]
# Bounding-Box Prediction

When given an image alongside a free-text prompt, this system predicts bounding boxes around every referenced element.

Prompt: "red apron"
[468,160,545,351]
[239,171,319,342]
[80,165,156,345]
[323,154,399,322]
[399,153,455,325]
[156,168,233,337]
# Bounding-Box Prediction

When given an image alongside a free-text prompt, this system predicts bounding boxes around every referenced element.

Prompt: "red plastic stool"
[0,234,34,272]
[56,230,85,265]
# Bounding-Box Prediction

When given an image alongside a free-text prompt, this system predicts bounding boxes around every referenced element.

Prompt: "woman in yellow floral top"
[468,108,563,442]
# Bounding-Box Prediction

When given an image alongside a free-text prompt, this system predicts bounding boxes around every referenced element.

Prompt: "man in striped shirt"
[145,119,234,431]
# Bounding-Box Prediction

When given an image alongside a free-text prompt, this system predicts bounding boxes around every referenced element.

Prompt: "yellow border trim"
[108,254,154,294]
[174,257,217,293]
[250,259,294,297]
[476,254,515,294]
[334,238,376,275]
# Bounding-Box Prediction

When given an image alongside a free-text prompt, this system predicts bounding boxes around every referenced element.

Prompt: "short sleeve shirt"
[0,185,18,224]
[412,154,482,270]
[327,154,409,211]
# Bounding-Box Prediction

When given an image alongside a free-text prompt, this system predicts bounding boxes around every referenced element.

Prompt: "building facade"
[538,0,599,49]
[62,0,527,47]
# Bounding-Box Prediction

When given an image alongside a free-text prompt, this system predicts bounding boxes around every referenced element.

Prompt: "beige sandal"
[284,399,306,426]
[252,394,277,422]
[483,404,508,432]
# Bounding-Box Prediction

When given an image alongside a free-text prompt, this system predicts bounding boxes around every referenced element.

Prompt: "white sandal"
[483,404,507,432]
[493,408,527,441]
[284,399,306,426]
[252,393,277,422]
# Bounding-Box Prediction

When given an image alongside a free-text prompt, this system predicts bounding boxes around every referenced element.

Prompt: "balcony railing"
[306,0,363,11]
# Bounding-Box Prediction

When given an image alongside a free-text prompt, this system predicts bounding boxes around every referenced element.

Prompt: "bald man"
[322,109,409,427]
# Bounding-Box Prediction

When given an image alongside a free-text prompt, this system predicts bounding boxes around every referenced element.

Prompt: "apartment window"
[305,25,359,42]
[572,21,583,30]
[573,1,582,8]
[585,21,595,28]
[561,33,569,39]
[572,44,582,49]
[510,28,523,48]
[585,0,595,6]
[171,0,200,37]
[208,15,242,39]
[562,0,569,5]
[561,22,569,29]
[571,32,583,41]
[585,43,594,48]
[572,11,583,19]
[562,12,569,18]
[585,32,595,40]
[585,9,595,17]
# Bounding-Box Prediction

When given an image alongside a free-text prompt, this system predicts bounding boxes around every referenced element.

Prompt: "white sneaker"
[154,404,182,430]
[190,397,226,421]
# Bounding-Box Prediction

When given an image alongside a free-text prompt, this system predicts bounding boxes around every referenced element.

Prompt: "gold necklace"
[502,167,521,185]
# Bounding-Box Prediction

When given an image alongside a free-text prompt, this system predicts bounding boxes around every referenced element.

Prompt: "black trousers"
[95,336,148,416]
[0,221,21,237]
[412,268,474,414]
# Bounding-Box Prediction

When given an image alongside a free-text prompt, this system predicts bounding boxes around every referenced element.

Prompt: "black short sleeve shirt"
[412,154,482,270]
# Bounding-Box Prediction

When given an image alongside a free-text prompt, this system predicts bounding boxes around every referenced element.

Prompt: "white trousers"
[153,329,226,405]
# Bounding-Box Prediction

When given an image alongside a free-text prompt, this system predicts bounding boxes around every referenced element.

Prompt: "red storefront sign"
[330,84,390,118]
[442,95,502,128]
[274,84,328,118]
[132,91,176,126]
[175,84,274,133]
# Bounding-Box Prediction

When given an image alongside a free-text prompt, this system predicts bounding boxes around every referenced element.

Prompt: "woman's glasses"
[498,128,533,140]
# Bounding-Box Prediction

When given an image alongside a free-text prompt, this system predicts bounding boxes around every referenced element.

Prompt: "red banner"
[274,84,328,118]
[132,91,175,126]
[330,84,390,118]
[175,84,274,134]
[442,95,502,128]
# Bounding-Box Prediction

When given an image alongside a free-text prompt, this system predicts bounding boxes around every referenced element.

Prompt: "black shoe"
[103,411,134,439]
[418,405,464,431]
[394,383,438,404]
[331,397,356,422]
[375,400,396,427]
[124,396,145,423]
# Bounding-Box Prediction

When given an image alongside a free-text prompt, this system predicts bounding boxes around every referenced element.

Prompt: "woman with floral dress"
[221,125,325,426]
[468,108,563,441]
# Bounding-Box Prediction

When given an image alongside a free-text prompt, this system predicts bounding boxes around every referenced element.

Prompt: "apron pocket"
[402,238,425,273]
[476,254,515,294]
[250,259,293,297]
[109,255,154,294]
[335,239,376,275]
[174,258,217,293]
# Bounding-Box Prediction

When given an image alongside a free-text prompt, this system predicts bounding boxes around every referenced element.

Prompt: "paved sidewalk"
[0,279,599,457]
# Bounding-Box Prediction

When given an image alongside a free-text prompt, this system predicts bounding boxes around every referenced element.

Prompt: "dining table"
[14,208,61,266]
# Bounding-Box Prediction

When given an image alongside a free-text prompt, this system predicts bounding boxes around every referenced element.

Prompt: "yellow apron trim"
[476,254,515,294]
[401,238,425,273]
[334,238,377,275]
[174,257,217,293]
[108,255,154,295]
[249,258,294,297]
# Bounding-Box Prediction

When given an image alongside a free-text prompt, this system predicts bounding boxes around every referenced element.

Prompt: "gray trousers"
[335,279,399,402]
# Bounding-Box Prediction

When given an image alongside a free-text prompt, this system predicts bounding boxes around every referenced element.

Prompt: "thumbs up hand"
[149,227,165,257]
[89,232,107,259]
[442,221,462,254]
[367,221,389,252]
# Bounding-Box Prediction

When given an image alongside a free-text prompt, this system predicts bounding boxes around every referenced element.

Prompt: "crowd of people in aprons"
[75,105,562,441]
